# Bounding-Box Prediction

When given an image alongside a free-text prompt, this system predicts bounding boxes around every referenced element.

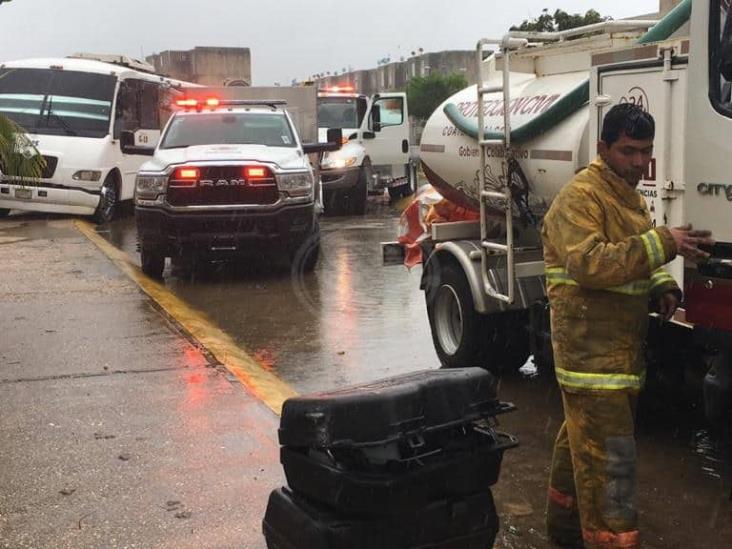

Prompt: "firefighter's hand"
[657,291,679,321]
[669,224,715,261]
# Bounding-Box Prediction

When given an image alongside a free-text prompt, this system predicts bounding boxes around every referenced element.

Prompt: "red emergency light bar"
[322,85,355,93]
[175,97,287,110]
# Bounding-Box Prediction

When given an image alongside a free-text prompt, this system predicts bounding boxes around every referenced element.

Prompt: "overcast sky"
[1,0,660,85]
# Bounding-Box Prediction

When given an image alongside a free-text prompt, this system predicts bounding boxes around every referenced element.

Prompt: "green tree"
[1,0,45,217]
[407,72,468,121]
[0,116,46,180]
[511,8,610,33]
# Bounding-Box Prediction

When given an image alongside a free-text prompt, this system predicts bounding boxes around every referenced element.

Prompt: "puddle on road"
[98,205,732,548]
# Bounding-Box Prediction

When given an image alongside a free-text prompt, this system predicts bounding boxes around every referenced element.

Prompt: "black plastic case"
[262,487,499,549]
[279,368,507,449]
[280,426,517,516]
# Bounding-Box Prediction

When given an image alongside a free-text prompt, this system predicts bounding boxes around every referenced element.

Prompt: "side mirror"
[371,105,381,132]
[302,127,343,154]
[120,130,135,148]
[120,130,155,156]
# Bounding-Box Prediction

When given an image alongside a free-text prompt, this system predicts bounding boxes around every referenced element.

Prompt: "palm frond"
[0,114,46,182]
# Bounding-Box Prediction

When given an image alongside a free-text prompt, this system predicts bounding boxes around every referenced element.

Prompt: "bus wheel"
[93,175,118,224]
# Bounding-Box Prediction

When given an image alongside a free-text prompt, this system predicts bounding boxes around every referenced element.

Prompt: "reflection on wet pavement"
[97,203,732,548]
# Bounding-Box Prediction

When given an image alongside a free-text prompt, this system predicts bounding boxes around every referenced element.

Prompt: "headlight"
[72,170,102,182]
[321,156,358,170]
[135,174,168,201]
[276,171,313,198]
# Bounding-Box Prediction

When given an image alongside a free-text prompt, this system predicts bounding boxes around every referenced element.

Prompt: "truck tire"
[290,219,320,274]
[93,174,119,224]
[0,208,10,218]
[141,248,165,279]
[426,261,495,371]
[350,165,369,215]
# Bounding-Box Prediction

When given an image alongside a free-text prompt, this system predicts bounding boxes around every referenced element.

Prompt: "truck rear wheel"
[425,261,530,373]
[426,262,494,371]
[141,248,165,279]
[0,208,10,218]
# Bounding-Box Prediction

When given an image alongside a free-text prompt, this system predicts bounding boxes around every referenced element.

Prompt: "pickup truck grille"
[166,165,279,207]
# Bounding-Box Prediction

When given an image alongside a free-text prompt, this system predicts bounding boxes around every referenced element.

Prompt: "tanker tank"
[419,68,590,221]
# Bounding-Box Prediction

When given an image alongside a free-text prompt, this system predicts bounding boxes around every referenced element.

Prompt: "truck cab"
[134,97,339,278]
[317,88,414,214]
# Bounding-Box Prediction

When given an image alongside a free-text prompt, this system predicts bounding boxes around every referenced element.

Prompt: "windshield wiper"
[45,96,77,136]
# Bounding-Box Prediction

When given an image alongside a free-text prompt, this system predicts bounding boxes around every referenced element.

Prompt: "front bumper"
[0,181,99,215]
[320,166,360,191]
[136,202,316,257]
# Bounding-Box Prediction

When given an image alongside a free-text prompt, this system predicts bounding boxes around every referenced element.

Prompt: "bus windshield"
[0,68,116,138]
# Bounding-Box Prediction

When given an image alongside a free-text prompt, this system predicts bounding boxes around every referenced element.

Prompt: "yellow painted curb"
[74,219,297,415]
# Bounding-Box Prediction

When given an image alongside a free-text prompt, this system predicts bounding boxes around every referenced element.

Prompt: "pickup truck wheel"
[426,262,497,372]
[93,175,118,224]
[0,208,10,218]
[290,220,320,274]
[141,248,165,279]
[302,242,320,273]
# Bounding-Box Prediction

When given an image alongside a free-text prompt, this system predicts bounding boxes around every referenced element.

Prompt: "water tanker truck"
[387,0,732,425]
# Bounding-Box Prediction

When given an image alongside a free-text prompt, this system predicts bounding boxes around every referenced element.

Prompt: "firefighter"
[542,103,714,548]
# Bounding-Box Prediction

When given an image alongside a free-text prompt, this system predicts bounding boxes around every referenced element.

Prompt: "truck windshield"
[0,68,115,138]
[317,96,367,129]
[160,112,297,149]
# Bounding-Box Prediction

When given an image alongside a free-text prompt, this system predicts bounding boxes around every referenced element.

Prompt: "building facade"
[146,47,251,86]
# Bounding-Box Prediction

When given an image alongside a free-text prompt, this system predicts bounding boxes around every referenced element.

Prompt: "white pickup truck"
[134,93,339,278]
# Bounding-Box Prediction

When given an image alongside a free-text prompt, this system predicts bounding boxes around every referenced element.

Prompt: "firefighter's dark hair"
[601,103,655,146]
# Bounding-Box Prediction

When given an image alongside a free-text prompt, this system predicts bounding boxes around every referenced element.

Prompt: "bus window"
[114,80,142,137]
[140,82,160,130]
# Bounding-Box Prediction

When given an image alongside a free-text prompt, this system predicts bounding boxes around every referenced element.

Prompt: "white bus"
[0,55,188,222]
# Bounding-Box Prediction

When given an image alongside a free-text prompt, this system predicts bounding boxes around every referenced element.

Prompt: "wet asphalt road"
[98,197,732,548]
[103,197,435,395]
[1,199,730,548]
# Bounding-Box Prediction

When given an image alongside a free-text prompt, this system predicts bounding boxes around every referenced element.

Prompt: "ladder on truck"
[475,36,528,304]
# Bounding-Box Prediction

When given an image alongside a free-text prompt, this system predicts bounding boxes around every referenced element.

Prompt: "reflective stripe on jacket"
[541,157,679,392]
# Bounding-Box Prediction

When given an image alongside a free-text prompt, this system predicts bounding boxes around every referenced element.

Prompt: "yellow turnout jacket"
[541,157,679,393]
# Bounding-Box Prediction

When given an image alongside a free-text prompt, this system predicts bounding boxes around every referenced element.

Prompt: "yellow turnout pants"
[546,390,639,548]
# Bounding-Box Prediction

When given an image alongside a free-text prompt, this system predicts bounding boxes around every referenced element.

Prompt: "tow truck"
[134,94,340,278]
